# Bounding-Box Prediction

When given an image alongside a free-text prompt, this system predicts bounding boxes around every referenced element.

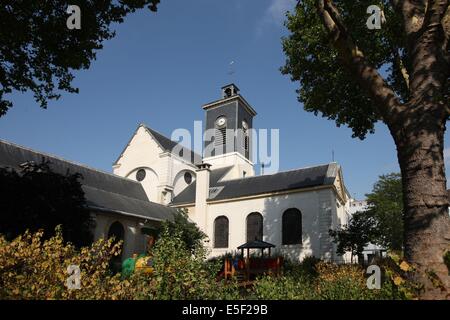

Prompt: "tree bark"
[392,109,450,299]
[315,0,450,298]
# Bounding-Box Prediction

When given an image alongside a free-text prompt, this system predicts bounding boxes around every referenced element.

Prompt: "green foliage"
[329,211,379,261]
[281,0,406,139]
[330,173,403,259]
[283,255,320,278]
[0,226,142,300]
[0,0,160,115]
[1,227,414,300]
[150,224,240,300]
[365,173,404,251]
[252,274,316,300]
[315,263,391,300]
[378,253,420,299]
[252,259,408,300]
[0,161,94,247]
[158,208,206,253]
[0,225,240,300]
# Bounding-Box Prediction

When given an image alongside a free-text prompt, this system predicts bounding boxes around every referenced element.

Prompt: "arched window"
[242,120,249,153]
[214,216,229,248]
[282,208,302,245]
[246,212,263,242]
[108,221,125,269]
[108,221,125,243]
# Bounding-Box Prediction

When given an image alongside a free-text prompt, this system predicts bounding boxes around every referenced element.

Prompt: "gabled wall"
[113,125,197,204]
[113,126,165,202]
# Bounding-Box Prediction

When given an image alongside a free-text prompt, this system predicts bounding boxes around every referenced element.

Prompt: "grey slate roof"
[170,163,337,205]
[171,166,233,205]
[0,139,176,222]
[114,124,202,165]
[144,126,202,163]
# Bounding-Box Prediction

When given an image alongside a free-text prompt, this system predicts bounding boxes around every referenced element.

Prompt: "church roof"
[114,124,201,165]
[170,163,338,206]
[0,139,176,222]
[144,125,202,163]
[170,166,233,205]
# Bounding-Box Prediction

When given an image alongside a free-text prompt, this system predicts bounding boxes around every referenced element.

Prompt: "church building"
[0,84,352,263]
[113,84,352,262]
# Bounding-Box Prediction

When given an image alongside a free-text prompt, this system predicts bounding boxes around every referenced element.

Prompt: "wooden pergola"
[237,240,276,258]
[222,240,282,284]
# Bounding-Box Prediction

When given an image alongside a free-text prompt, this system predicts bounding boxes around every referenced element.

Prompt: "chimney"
[195,162,211,232]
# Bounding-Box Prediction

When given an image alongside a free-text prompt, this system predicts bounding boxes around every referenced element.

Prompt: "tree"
[366,173,404,251]
[282,0,450,298]
[0,0,160,116]
[0,161,94,247]
[158,209,206,253]
[329,211,379,264]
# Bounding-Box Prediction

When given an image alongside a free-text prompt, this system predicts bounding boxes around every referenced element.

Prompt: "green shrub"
[0,226,413,300]
[0,225,240,300]
[0,226,147,300]
[148,226,240,300]
[252,259,411,300]
[283,255,320,279]
[252,274,316,300]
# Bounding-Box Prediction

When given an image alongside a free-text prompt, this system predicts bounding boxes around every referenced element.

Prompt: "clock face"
[216,117,226,127]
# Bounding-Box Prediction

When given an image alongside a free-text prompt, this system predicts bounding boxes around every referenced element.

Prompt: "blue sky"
[0,0,449,199]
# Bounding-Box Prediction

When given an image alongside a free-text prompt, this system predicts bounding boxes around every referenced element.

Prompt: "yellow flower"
[394,276,404,286]
[399,261,410,272]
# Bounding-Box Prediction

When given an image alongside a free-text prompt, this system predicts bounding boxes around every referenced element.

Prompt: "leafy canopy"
[0,161,94,247]
[158,209,206,253]
[282,0,407,139]
[329,210,379,261]
[365,173,404,251]
[0,0,160,116]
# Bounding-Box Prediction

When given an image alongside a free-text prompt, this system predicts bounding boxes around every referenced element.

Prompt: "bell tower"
[202,84,257,178]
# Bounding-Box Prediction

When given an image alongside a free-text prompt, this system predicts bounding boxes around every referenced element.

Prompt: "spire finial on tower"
[228,60,235,76]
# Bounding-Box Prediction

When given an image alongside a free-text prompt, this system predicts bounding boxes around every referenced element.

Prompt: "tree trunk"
[393,110,450,299]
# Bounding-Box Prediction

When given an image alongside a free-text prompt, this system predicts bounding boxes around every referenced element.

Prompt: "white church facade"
[113,84,353,262]
[0,84,353,263]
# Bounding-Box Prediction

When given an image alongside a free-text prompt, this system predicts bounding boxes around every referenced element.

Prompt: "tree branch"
[442,3,450,39]
[393,48,410,89]
[316,0,403,125]
[407,0,449,108]
[442,4,450,66]
[423,0,448,27]
[402,0,427,37]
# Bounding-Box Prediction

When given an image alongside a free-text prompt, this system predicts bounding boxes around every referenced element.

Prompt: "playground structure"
[121,230,156,277]
[221,240,283,285]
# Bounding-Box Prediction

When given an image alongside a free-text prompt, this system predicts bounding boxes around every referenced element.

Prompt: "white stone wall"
[204,152,255,180]
[93,211,160,261]
[331,193,354,263]
[185,188,340,262]
[170,156,197,196]
[113,125,197,204]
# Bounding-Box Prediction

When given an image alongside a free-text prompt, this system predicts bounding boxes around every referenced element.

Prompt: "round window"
[184,172,192,184]
[136,169,146,182]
